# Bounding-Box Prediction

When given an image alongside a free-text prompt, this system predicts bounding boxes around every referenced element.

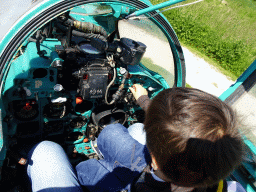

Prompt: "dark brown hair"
[144,88,243,188]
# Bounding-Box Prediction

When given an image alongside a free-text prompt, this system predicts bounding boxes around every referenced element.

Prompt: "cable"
[129,0,204,20]
[55,22,107,41]
[105,68,116,105]
[60,105,66,118]
[105,54,116,105]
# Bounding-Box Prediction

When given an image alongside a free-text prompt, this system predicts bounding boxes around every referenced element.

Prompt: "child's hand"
[129,84,148,100]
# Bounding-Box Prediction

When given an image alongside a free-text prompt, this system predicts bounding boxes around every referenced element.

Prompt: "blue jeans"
[27,141,83,192]
[27,123,147,192]
[76,123,150,191]
[27,123,246,192]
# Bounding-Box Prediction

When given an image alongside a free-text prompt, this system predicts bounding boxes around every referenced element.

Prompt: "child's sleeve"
[137,95,151,111]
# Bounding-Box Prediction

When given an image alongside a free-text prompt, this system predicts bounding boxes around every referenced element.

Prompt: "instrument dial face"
[43,103,67,119]
[13,100,39,121]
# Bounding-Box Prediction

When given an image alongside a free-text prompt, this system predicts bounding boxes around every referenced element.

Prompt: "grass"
[150,0,256,78]
[185,83,192,88]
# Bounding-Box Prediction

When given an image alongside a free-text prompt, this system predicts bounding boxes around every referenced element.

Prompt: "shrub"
[164,8,249,77]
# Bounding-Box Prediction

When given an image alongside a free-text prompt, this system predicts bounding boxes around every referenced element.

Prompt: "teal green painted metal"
[167,35,184,87]
[162,25,185,87]
[70,4,105,24]
[242,162,256,190]
[0,0,185,88]
[0,100,7,172]
[110,4,130,18]
[135,0,185,87]
[127,0,186,18]
[139,0,153,6]
[0,107,7,168]
[143,17,184,87]
[123,0,185,87]
[125,1,185,87]
[219,59,256,101]
[3,40,61,94]
[122,0,186,87]
[0,0,144,56]
[232,170,256,192]
[0,0,185,166]
[244,137,256,158]
[109,1,186,87]
[0,0,62,57]
[75,142,95,155]
[127,65,169,89]
[0,109,3,153]
[219,59,256,191]
[242,138,256,181]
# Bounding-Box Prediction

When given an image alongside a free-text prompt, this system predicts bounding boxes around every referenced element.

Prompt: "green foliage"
[165,8,249,77]
[151,0,256,77]
[185,83,192,88]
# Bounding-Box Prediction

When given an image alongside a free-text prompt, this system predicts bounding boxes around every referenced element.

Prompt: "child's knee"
[98,124,127,145]
[36,141,62,152]
[28,141,63,160]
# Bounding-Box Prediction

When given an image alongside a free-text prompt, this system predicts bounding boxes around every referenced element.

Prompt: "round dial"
[13,100,39,121]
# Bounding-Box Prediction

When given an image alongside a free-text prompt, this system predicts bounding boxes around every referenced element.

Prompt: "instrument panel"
[3,37,165,161]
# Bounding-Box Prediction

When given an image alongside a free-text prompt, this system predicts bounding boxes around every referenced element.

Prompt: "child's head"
[144,88,243,187]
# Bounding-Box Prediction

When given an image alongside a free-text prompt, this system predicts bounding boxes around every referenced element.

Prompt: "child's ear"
[151,154,159,170]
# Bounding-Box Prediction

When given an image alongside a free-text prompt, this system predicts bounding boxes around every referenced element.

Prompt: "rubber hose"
[73,20,108,37]
[63,19,107,37]
[55,22,107,41]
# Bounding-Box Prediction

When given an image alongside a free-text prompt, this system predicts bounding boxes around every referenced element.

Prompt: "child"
[130,85,245,191]
[75,85,245,191]
[27,86,245,192]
